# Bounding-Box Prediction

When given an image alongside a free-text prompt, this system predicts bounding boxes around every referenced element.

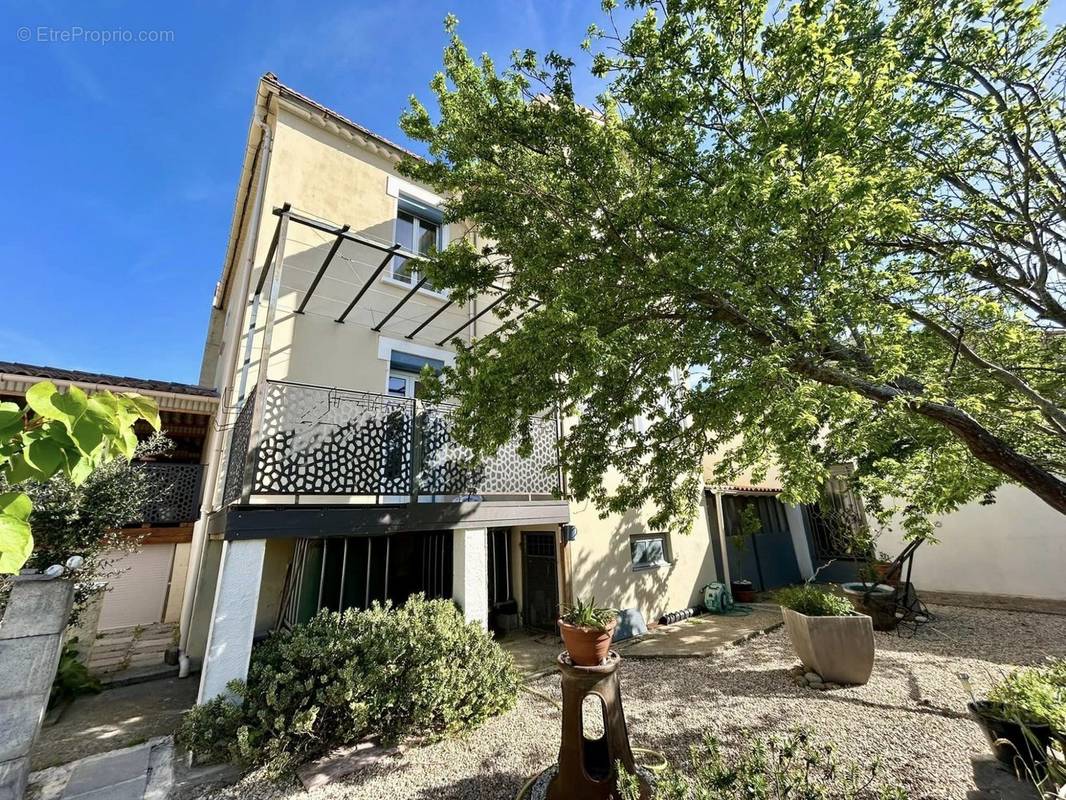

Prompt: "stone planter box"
[782,607,875,686]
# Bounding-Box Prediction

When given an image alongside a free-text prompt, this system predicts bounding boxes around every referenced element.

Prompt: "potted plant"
[728,508,760,602]
[730,578,756,603]
[558,596,618,666]
[841,581,898,631]
[776,583,875,686]
[965,659,1066,777]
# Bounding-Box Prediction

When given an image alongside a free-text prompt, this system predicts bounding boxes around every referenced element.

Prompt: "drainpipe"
[178,117,274,677]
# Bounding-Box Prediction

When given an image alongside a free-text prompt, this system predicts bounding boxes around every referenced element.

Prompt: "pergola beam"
[336,246,400,323]
[296,224,349,314]
[437,294,507,346]
[372,276,430,332]
[253,204,289,296]
[275,206,422,263]
[405,298,455,340]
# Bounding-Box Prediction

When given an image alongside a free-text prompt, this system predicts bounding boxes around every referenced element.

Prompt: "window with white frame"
[391,196,443,290]
[630,533,671,570]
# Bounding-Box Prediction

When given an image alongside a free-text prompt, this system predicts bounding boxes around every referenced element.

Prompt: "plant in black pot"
[728,508,760,603]
[964,660,1066,781]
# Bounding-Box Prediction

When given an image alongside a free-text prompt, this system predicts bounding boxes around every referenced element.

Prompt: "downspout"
[178,116,274,677]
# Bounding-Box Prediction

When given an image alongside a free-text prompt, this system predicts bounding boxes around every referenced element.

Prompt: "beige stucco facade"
[186,74,730,652]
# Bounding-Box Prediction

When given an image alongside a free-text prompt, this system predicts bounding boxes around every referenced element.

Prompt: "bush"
[49,640,101,709]
[619,729,908,799]
[987,658,1066,731]
[177,595,520,770]
[775,583,854,617]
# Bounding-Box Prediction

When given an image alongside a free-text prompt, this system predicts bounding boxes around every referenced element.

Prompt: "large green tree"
[400,0,1066,536]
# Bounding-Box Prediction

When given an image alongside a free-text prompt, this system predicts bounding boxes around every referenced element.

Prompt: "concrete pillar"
[0,576,74,800]
[452,528,488,628]
[785,503,815,579]
[197,538,266,704]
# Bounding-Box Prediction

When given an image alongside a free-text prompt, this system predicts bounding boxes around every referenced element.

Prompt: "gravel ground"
[192,605,1066,800]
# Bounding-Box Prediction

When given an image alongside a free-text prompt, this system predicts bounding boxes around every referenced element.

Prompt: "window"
[630,533,670,570]
[384,350,444,399]
[387,369,424,399]
[391,196,443,291]
[808,465,870,561]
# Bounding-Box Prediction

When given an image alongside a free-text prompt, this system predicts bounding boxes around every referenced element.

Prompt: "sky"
[2,1,1063,386]
[0,0,621,385]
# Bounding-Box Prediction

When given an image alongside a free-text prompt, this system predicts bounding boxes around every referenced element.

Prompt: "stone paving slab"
[618,606,783,658]
[63,744,150,797]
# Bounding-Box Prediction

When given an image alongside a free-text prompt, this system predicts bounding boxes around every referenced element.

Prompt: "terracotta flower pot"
[842,582,898,631]
[730,580,756,603]
[871,562,900,587]
[782,607,875,685]
[559,618,617,666]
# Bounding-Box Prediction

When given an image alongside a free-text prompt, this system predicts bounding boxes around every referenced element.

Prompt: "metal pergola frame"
[236,204,540,408]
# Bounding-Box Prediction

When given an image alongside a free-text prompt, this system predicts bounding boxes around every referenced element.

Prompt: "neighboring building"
[181,74,1064,704]
[0,361,216,673]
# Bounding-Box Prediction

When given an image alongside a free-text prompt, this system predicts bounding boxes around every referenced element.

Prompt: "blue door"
[719,494,803,592]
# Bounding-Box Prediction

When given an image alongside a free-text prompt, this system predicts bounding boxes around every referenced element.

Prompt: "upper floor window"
[392,196,443,291]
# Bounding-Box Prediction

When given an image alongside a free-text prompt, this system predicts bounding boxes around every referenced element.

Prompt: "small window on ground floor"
[630,533,670,571]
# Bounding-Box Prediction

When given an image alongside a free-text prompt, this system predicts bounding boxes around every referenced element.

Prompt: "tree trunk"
[797,361,1066,517]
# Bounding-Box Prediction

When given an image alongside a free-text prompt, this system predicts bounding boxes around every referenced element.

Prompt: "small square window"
[630,534,670,571]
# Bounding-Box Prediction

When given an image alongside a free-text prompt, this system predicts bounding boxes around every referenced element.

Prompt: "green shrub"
[619,729,908,799]
[774,583,854,617]
[48,640,101,708]
[987,658,1066,732]
[177,595,520,770]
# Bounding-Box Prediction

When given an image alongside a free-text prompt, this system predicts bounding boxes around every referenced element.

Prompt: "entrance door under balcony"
[522,531,559,631]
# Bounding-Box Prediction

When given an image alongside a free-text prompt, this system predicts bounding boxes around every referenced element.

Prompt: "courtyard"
[175,604,1065,800]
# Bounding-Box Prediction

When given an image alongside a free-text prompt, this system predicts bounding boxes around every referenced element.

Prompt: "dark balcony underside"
[209,498,570,541]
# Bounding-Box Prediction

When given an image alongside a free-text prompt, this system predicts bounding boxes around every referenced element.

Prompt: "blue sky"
[1,1,1063,385]
[0,1,617,384]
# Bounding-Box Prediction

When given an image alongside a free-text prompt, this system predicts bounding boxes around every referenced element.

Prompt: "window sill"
[381,275,450,301]
[631,561,671,573]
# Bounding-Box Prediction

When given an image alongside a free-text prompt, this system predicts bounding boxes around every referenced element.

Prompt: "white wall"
[880,485,1066,601]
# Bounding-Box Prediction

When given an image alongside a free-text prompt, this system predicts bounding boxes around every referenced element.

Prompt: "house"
[180,74,1064,704]
[180,74,777,701]
[0,361,216,673]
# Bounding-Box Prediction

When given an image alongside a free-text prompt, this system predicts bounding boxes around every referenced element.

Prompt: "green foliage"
[987,658,1066,732]
[9,432,172,565]
[49,640,101,709]
[559,595,617,630]
[775,583,854,617]
[177,595,520,771]
[618,729,908,799]
[0,381,158,573]
[399,0,1066,538]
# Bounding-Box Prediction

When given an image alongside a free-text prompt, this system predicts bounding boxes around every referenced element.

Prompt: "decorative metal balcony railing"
[222,380,560,504]
[134,462,205,524]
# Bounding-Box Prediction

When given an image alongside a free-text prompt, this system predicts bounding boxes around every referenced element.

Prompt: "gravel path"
[192,605,1066,800]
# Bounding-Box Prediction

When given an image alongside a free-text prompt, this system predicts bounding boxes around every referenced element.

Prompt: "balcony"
[134,462,206,524]
[222,380,560,505]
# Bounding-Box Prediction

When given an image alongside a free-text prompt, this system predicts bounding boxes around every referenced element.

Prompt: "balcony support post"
[197,538,266,703]
[452,528,489,628]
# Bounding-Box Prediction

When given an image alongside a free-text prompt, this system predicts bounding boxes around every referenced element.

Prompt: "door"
[719,494,803,592]
[522,532,559,630]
